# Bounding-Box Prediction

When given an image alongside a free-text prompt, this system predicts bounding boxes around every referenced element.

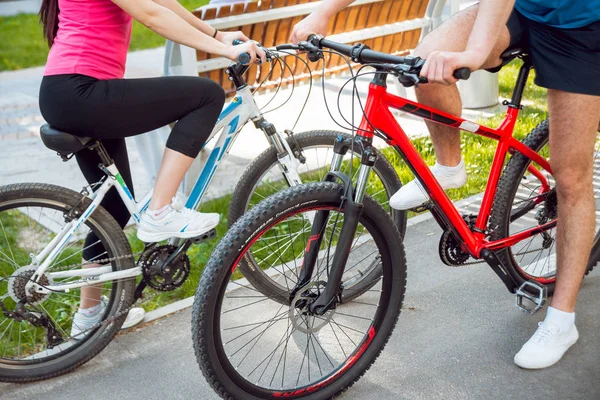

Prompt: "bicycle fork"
[291,136,377,314]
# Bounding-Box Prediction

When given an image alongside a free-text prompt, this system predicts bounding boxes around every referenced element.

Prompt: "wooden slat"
[290,0,312,79]
[242,2,260,87]
[355,3,372,30]
[190,0,427,96]
[207,5,233,88]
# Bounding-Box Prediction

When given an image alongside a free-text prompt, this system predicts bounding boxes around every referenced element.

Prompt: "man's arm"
[290,0,356,43]
[423,0,515,84]
[464,0,515,69]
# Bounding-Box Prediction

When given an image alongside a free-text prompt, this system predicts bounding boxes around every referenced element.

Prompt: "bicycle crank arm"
[480,249,519,293]
[309,198,364,314]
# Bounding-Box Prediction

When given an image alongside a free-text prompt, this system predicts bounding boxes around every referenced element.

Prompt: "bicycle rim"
[0,197,126,366]
[214,205,392,395]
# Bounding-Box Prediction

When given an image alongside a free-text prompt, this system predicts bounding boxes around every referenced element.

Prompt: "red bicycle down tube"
[357,82,553,257]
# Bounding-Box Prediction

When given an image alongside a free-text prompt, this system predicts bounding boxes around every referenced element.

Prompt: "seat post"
[509,55,533,109]
[88,141,115,167]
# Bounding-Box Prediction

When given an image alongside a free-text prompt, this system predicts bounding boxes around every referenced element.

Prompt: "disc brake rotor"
[289,281,335,334]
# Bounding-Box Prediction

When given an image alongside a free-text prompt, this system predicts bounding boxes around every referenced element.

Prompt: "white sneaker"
[120,307,145,330]
[71,297,146,339]
[70,296,108,339]
[137,201,219,243]
[514,321,579,369]
[389,160,467,210]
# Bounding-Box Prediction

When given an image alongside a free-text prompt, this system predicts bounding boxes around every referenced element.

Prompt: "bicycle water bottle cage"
[515,280,547,314]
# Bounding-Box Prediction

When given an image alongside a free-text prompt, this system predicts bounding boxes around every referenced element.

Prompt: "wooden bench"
[164,0,459,96]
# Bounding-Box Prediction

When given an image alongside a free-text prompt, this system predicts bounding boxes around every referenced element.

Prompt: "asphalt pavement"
[2,216,598,400]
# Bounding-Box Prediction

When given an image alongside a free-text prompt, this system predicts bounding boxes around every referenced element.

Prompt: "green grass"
[0,0,209,71]
[128,60,549,310]
[382,60,548,208]
[0,61,549,334]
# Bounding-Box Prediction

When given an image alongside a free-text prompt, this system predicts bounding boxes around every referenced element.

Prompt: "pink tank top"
[44,0,132,80]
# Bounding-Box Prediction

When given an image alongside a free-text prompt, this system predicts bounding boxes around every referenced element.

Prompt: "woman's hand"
[290,12,329,44]
[225,41,267,64]
[217,30,250,46]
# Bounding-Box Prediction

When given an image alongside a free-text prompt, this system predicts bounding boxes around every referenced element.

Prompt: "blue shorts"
[505,9,600,96]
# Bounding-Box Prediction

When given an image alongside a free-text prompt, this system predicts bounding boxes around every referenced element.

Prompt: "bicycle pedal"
[410,201,432,213]
[515,280,547,314]
[193,229,217,244]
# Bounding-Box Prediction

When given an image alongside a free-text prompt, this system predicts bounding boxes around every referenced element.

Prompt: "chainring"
[140,245,190,291]
[439,230,471,267]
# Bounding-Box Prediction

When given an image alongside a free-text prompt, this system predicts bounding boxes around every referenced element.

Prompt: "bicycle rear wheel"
[489,120,599,292]
[0,183,135,382]
[229,130,405,305]
[192,182,406,399]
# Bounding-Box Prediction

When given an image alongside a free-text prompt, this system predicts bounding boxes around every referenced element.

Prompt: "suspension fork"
[289,136,349,299]
[293,137,377,314]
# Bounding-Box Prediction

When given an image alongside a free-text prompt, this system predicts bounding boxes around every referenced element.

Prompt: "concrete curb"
[135,190,485,327]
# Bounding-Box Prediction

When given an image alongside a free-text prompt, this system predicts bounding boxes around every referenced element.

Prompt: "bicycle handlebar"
[285,36,471,82]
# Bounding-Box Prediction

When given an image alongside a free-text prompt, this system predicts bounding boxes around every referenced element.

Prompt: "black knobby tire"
[193,182,406,399]
[488,120,597,293]
[228,130,405,303]
[0,183,136,382]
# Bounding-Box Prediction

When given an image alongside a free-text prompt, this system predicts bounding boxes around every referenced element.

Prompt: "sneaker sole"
[137,223,218,243]
[514,331,579,369]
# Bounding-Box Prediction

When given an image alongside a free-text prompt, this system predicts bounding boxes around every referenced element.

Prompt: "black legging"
[39,74,226,261]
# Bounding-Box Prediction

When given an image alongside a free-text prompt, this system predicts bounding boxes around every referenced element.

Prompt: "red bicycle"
[191,37,600,399]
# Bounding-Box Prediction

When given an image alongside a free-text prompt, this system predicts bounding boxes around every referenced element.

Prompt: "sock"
[544,306,575,332]
[433,159,465,176]
[147,204,170,220]
[79,302,103,317]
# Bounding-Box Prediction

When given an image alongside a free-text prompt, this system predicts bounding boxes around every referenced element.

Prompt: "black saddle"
[486,47,528,73]
[40,124,94,156]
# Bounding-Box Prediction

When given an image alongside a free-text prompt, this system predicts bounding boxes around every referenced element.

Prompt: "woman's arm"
[290,0,356,43]
[112,0,264,62]
[152,0,248,45]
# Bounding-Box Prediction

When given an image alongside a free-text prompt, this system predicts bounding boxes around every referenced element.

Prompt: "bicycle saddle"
[486,47,527,73]
[40,124,93,155]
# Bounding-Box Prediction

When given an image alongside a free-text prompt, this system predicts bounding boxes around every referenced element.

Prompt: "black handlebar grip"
[453,68,471,80]
[232,39,251,64]
[238,53,251,65]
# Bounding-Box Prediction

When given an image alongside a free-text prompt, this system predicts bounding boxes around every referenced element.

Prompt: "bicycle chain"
[445,246,552,266]
[21,251,157,343]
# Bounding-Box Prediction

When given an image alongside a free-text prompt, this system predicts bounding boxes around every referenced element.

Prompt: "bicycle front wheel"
[0,183,136,382]
[489,120,599,292]
[229,130,405,304]
[193,182,406,399]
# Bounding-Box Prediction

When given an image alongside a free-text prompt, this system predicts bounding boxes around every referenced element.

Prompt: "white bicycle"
[0,45,404,382]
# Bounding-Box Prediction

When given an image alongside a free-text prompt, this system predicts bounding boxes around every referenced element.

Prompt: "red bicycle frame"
[357,68,553,260]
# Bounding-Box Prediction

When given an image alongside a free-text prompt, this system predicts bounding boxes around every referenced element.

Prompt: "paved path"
[0,46,445,202]
[1,216,598,400]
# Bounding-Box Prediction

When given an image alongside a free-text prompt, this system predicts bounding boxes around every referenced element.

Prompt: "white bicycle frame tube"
[27,83,306,294]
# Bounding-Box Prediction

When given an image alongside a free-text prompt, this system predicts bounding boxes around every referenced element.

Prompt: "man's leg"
[514,90,600,369]
[390,5,512,209]
[549,91,600,311]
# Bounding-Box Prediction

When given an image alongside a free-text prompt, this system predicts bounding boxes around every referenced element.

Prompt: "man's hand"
[290,12,329,44]
[421,50,484,85]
